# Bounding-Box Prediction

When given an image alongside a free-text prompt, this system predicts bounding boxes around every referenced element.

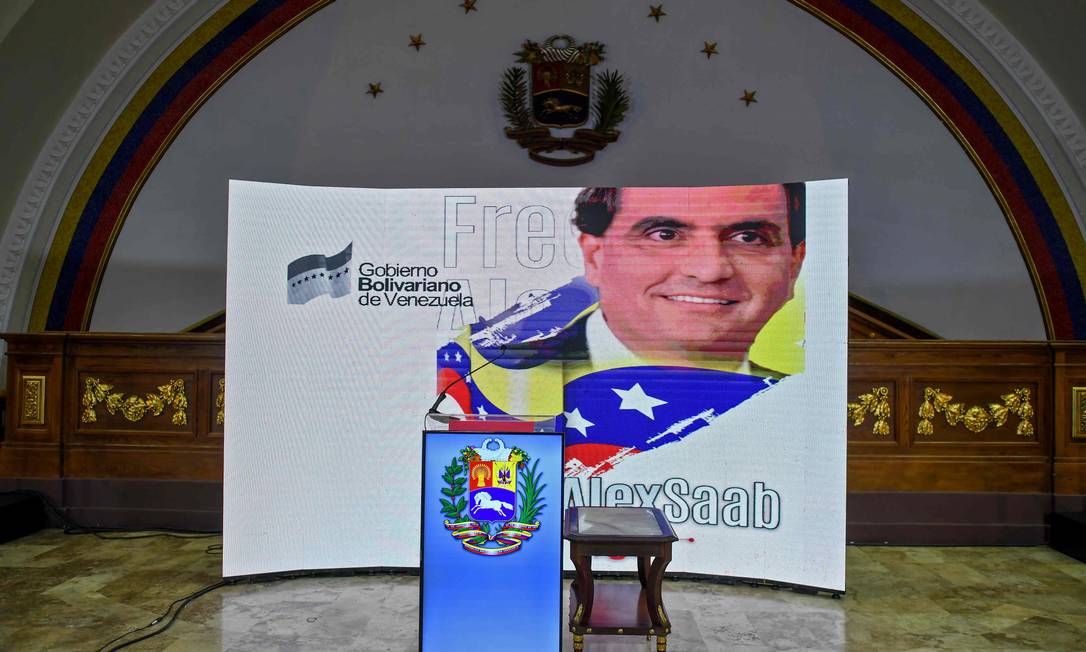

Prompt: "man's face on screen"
[579,185,805,361]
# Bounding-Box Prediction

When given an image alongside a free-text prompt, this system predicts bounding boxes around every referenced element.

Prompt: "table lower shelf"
[569,582,656,636]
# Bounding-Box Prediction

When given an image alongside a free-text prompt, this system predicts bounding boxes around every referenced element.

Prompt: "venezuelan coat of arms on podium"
[441,438,546,556]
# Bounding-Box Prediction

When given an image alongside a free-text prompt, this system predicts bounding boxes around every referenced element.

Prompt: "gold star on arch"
[459,0,477,13]
[701,41,718,59]
[740,89,758,106]
[409,34,425,51]
[367,83,384,98]
[648,5,666,22]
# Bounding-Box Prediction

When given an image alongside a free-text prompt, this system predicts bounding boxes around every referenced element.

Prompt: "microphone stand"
[427,344,508,418]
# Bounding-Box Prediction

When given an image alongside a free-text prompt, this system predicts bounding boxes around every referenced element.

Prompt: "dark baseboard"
[64,506,221,532]
[2,477,222,532]
[1054,495,1086,513]
[847,492,1051,545]
[62,478,222,531]
[847,522,1046,545]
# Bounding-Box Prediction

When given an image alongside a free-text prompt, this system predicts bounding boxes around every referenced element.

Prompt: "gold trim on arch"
[29,0,336,331]
[30,0,1085,340]
[789,0,1086,339]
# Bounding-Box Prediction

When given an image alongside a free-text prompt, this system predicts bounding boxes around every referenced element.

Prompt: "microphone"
[428,344,508,415]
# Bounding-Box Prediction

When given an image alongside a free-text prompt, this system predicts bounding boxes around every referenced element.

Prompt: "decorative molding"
[847,386,891,436]
[216,377,225,425]
[81,377,189,425]
[917,386,1034,437]
[928,0,1086,218]
[21,375,46,425]
[0,0,201,333]
[1072,386,1086,441]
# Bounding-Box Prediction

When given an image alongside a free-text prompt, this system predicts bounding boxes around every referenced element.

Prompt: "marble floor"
[1,530,1085,650]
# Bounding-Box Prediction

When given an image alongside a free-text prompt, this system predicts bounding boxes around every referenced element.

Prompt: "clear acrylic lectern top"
[423,413,559,432]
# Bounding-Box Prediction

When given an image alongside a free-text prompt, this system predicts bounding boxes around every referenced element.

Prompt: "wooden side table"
[563,506,678,651]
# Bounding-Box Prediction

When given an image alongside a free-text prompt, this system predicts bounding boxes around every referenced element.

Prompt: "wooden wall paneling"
[847,456,1051,493]
[900,348,1051,492]
[1051,343,1086,508]
[847,342,911,455]
[909,380,1043,446]
[61,445,223,480]
[852,342,1048,434]
[0,333,65,477]
[60,334,224,481]
[63,333,225,359]
[193,367,208,440]
[1,332,1082,541]
[846,341,1052,543]
[71,369,198,440]
[208,372,225,439]
[847,379,899,445]
[848,343,911,493]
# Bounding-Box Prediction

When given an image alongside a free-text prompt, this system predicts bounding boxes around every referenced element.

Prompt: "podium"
[420,414,563,651]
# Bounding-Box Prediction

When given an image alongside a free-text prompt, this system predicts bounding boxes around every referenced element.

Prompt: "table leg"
[571,552,594,627]
[637,555,649,588]
[645,552,672,632]
[656,634,667,651]
[573,633,585,651]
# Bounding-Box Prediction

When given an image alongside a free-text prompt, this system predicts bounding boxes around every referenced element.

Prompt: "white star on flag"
[613,383,667,419]
[443,352,449,361]
[563,408,595,437]
[454,351,462,362]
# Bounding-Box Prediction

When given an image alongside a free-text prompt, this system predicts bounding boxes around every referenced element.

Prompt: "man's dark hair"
[573,184,806,247]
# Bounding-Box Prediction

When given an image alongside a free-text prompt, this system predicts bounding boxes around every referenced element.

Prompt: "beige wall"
[0,0,1083,338]
[0,0,154,225]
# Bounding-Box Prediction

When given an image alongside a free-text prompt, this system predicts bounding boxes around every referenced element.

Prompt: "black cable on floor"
[73,527,220,541]
[94,567,421,650]
[95,579,236,652]
[1,489,221,539]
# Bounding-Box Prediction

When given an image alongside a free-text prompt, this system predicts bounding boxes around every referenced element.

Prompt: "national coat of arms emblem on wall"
[440,438,546,556]
[500,35,631,166]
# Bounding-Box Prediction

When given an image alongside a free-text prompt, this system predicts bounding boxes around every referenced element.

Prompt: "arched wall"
[13,0,1086,338]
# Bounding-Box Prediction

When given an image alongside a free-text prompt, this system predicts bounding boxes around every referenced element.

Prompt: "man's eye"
[646,228,679,242]
[727,231,767,245]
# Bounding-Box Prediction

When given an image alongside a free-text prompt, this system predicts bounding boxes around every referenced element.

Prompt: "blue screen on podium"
[421,431,562,651]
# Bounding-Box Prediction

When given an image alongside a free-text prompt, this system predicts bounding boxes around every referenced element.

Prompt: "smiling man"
[573,184,805,368]
[435,183,807,475]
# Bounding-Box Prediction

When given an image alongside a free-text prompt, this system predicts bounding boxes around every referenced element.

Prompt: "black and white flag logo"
[287,243,352,305]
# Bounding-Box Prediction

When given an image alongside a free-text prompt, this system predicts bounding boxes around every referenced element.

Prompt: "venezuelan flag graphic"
[562,366,775,476]
[437,276,784,477]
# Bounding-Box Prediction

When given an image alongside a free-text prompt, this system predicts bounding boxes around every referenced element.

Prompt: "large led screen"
[225,180,847,591]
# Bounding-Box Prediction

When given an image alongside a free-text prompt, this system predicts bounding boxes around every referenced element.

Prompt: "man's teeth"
[666,295,737,305]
